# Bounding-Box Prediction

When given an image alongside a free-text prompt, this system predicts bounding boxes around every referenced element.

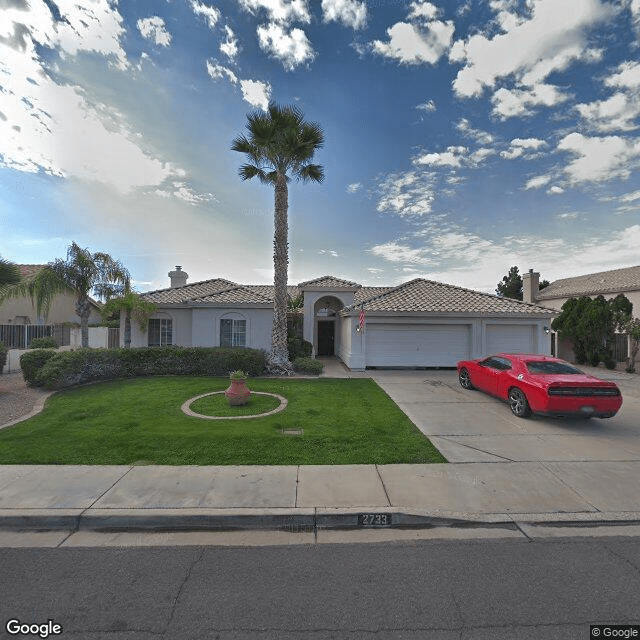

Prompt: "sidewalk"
[1,359,640,540]
[1,462,640,537]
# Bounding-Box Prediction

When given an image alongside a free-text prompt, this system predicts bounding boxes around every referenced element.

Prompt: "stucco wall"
[126,306,272,351]
[0,292,101,325]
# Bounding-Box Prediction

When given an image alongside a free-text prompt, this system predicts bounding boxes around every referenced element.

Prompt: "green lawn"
[0,377,446,465]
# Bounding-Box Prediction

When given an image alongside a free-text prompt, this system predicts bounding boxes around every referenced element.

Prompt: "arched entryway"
[314,296,344,356]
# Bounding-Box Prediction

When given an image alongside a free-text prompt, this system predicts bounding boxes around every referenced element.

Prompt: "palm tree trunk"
[270,173,293,374]
[76,296,92,348]
[124,309,132,349]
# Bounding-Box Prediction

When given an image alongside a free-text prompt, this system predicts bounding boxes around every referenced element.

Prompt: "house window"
[148,318,172,346]
[220,319,246,347]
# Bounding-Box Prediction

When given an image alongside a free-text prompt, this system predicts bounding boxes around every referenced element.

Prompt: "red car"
[457,353,622,419]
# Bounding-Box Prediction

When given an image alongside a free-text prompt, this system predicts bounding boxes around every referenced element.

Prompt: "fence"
[611,333,629,363]
[0,324,70,349]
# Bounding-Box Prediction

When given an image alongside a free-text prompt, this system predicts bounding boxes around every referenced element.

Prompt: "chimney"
[522,268,539,304]
[168,265,188,288]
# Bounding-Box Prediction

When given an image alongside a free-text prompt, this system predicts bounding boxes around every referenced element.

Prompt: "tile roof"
[342,278,555,315]
[192,286,274,305]
[142,278,238,303]
[538,265,640,299]
[17,264,45,279]
[298,275,361,289]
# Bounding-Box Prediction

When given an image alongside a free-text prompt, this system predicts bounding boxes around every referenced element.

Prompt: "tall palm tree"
[0,242,130,348]
[232,102,324,374]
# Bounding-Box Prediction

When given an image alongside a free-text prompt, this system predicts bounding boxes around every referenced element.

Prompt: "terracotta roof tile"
[193,286,274,304]
[538,265,640,299]
[298,275,361,289]
[142,278,238,303]
[343,279,555,315]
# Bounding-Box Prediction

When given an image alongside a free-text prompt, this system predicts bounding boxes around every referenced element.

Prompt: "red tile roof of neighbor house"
[17,264,45,279]
[537,265,640,300]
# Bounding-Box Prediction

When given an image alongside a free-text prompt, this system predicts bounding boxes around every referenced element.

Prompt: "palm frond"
[0,257,21,287]
[297,163,325,183]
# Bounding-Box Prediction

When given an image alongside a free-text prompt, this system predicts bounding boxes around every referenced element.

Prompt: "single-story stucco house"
[127,267,557,370]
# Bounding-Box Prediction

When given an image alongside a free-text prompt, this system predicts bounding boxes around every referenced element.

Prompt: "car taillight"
[548,387,620,397]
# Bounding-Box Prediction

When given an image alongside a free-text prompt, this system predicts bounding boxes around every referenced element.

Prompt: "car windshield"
[526,361,582,375]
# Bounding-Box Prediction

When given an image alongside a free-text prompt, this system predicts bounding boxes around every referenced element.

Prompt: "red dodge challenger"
[457,353,622,419]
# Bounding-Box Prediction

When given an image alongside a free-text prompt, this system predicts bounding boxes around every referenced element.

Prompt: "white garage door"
[366,323,471,367]
[486,324,536,354]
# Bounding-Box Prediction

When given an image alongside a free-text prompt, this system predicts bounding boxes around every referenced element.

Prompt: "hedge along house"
[128,268,557,370]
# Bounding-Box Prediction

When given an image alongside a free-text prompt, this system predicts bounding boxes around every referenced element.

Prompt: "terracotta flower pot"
[225,379,251,406]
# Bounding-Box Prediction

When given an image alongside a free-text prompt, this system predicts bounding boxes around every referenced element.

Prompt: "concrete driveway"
[370,367,640,464]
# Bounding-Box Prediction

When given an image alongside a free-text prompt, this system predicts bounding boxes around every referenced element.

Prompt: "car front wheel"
[459,368,474,390]
[509,388,531,418]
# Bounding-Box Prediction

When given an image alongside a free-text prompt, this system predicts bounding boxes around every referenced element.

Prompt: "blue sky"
[1,0,639,294]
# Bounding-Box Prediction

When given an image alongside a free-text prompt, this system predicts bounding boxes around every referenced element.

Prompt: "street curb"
[2,508,640,533]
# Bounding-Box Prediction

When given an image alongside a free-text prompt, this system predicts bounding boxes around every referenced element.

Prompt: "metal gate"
[0,324,70,349]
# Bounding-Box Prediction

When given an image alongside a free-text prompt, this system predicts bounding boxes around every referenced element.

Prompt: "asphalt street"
[1,536,639,639]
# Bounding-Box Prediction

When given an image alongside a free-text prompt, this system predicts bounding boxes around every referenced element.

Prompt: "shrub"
[35,346,268,389]
[604,356,617,370]
[20,349,59,386]
[287,337,313,360]
[293,357,324,375]
[0,342,7,373]
[30,337,58,349]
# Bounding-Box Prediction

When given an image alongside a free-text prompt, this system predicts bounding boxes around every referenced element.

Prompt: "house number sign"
[358,513,392,527]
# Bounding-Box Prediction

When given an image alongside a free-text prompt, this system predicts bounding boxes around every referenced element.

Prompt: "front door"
[317,321,335,356]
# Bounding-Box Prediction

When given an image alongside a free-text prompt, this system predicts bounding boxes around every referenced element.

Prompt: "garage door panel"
[486,324,535,354]
[366,324,471,367]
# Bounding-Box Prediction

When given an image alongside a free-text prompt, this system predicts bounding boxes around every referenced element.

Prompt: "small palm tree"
[0,242,130,348]
[101,283,157,349]
[232,102,324,374]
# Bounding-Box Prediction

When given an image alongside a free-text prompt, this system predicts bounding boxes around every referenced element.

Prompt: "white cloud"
[376,171,436,217]
[414,146,467,168]
[500,137,547,159]
[347,182,362,193]
[619,189,640,203]
[0,0,182,192]
[206,60,238,83]
[576,93,639,132]
[319,249,339,257]
[220,26,239,60]
[154,182,216,205]
[238,0,311,24]
[257,22,315,70]
[408,1,441,21]
[558,132,640,183]
[322,0,367,29]
[548,185,565,195]
[240,79,272,110]
[605,60,640,90]
[455,118,494,144]
[369,242,434,265]
[371,19,454,65]
[137,17,171,47]
[452,0,616,117]
[416,100,436,112]
[190,1,221,29]
[491,84,570,119]
[525,174,552,190]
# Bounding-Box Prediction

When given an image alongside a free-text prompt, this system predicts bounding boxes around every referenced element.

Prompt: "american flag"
[358,306,365,331]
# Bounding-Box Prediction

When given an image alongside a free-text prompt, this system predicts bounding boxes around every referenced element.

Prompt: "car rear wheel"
[509,388,531,418]
[459,368,474,390]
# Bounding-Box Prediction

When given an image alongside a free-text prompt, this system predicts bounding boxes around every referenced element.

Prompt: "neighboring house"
[0,265,102,326]
[128,267,556,370]
[523,265,640,362]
